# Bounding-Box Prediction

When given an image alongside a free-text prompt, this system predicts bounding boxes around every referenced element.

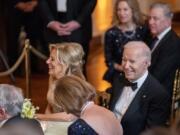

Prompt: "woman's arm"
[37,103,77,121]
[114,63,123,72]
[36,112,77,122]
[45,103,52,114]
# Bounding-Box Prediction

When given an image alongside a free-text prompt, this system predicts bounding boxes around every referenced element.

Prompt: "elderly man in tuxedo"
[109,41,170,135]
[148,2,180,96]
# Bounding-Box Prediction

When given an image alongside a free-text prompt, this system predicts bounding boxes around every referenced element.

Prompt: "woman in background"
[103,0,149,85]
[53,76,123,135]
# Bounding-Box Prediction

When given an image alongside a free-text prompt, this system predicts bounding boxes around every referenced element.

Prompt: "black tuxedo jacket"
[149,29,180,96]
[38,0,97,46]
[109,73,170,135]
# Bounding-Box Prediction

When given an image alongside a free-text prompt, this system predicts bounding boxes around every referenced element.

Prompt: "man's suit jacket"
[38,0,97,46]
[149,29,180,96]
[109,73,170,135]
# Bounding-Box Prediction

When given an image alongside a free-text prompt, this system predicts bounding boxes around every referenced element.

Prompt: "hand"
[47,21,64,33]
[61,113,77,121]
[62,20,81,32]
[114,63,123,71]
[23,1,38,12]
[15,1,38,12]
[14,2,27,11]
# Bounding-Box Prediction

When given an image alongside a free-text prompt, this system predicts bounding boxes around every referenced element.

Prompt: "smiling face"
[148,7,171,36]
[116,1,133,24]
[46,48,67,79]
[122,42,150,81]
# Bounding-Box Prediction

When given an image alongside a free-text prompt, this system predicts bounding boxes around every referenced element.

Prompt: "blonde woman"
[36,42,85,121]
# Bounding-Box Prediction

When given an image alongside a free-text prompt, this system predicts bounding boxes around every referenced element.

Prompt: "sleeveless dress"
[68,119,98,135]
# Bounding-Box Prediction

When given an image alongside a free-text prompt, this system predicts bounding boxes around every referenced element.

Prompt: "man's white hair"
[0,84,24,116]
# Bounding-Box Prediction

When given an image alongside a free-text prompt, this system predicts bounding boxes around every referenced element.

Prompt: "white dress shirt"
[57,0,67,12]
[113,71,148,121]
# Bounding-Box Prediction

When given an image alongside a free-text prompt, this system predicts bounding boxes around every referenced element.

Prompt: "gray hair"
[150,2,173,19]
[124,41,151,63]
[0,84,24,116]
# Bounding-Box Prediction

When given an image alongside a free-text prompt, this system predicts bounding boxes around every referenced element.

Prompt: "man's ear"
[0,108,6,120]
[144,60,151,67]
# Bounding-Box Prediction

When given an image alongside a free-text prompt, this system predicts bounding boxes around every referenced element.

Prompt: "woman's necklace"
[80,101,94,116]
[122,30,136,39]
[118,24,136,39]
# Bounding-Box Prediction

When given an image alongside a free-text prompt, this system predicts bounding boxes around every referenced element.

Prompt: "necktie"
[124,79,137,91]
[149,37,158,50]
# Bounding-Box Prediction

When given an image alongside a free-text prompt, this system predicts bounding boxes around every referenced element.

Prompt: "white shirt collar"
[133,70,148,89]
[157,26,171,41]
[151,27,171,52]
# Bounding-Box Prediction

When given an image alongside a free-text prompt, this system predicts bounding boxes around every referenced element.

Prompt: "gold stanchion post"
[25,39,31,98]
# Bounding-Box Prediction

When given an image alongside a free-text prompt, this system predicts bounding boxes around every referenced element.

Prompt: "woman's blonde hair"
[54,76,96,117]
[112,0,144,25]
[47,43,85,111]
[49,42,85,79]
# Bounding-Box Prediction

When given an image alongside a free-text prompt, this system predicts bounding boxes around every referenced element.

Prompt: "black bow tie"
[124,79,138,91]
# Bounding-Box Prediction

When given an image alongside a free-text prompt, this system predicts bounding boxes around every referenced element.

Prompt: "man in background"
[38,0,97,74]
[148,2,180,96]
[6,0,46,74]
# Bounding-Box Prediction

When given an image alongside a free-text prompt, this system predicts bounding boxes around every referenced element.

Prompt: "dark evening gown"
[68,119,98,135]
[103,25,149,84]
